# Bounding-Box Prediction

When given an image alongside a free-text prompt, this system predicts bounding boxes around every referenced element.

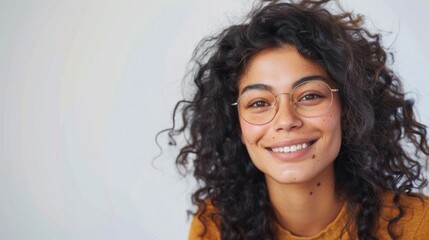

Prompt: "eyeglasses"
[232,80,339,125]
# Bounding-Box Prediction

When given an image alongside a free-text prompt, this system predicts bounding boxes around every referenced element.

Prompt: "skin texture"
[238,45,344,236]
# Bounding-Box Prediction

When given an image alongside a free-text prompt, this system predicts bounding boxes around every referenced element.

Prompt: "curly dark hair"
[163,0,429,239]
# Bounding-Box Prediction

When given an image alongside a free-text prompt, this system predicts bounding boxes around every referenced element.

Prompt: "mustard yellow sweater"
[189,194,429,239]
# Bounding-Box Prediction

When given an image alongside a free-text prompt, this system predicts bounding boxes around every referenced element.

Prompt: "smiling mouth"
[269,141,315,153]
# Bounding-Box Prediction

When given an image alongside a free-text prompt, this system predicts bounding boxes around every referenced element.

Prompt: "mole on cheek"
[312,154,319,162]
[309,191,313,196]
[317,182,321,187]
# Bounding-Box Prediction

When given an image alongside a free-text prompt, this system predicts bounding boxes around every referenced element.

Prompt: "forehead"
[238,45,328,92]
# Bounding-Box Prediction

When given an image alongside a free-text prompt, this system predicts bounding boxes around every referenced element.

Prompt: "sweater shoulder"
[188,200,221,240]
[378,193,429,238]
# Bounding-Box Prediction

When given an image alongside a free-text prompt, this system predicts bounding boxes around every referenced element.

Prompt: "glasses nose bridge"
[271,91,300,126]
[275,92,294,108]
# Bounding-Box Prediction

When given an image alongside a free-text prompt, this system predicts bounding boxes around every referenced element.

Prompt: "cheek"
[239,120,266,146]
[322,113,341,127]
[312,105,342,146]
[320,110,343,147]
[321,101,342,130]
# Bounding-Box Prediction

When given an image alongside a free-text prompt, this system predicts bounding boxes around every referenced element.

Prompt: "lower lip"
[267,142,314,161]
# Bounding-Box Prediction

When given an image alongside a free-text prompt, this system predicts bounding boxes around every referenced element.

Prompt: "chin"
[267,171,311,184]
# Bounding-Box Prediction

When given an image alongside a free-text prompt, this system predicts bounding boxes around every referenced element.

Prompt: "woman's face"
[237,45,342,185]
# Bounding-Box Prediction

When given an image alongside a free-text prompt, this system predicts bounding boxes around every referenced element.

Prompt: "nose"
[273,94,303,132]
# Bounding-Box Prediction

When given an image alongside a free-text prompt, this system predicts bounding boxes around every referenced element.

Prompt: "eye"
[294,92,327,107]
[240,89,275,111]
[249,100,271,108]
[298,92,324,102]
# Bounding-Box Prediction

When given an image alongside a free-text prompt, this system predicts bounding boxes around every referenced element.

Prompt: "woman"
[166,0,429,239]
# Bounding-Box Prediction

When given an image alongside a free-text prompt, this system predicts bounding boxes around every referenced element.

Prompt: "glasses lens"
[292,80,333,117]
[238,89,276,125]
[236,80,335,125]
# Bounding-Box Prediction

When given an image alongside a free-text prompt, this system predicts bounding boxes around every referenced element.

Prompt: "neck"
[266,166,344,237]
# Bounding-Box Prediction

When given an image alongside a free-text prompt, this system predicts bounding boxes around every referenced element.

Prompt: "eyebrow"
[240,83,273,94]
[240,75,327,95]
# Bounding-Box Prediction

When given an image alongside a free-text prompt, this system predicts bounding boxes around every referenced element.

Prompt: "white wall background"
[0,0,428,239]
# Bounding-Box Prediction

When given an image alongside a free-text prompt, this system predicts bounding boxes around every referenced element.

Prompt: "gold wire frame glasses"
[232,80,339,125]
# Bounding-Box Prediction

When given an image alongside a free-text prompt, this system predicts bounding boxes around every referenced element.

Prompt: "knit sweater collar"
[273,202,352,240]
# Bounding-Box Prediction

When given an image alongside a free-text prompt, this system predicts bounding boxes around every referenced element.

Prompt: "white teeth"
[271,143,309,153]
